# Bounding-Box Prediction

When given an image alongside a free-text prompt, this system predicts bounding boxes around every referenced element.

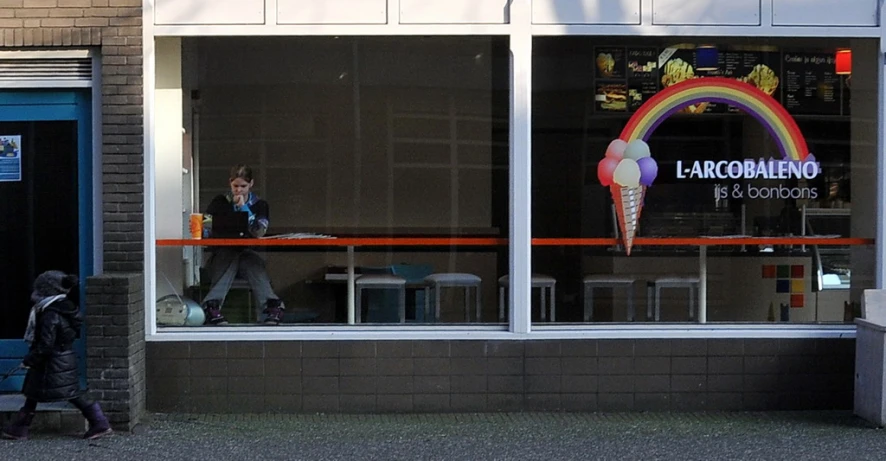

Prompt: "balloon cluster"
[597,139,658,188]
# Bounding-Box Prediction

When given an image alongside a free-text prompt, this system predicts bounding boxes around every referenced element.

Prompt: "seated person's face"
[230,178,253,198]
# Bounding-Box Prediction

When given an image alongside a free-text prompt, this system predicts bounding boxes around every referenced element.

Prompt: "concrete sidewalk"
[1,411,884,460]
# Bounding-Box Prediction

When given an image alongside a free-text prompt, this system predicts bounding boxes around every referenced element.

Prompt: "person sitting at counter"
[200,164,286,325]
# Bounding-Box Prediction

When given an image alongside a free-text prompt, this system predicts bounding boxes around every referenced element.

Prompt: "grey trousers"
[205,248,279,317]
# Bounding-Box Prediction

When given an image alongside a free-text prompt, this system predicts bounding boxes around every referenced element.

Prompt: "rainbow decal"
[619,77,809,161]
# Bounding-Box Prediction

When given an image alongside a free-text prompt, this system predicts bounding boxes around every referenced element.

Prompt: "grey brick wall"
[146,339,855,413]
[85,274,145,430]
[3,0,145,430]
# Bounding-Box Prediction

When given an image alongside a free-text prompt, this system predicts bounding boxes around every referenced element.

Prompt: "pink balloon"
[605,139,627,160]
[597,157,620,186]
[637,157,658,186]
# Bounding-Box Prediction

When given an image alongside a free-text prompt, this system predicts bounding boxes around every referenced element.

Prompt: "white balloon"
[623,140,651,160]
[613,159,641,187]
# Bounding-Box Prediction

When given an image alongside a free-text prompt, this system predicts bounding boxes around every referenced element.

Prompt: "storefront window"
[532,37,877,324]
[154,37,509,327]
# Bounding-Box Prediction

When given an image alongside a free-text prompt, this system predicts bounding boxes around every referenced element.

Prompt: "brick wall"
[2,0,145,430]
[85,274,145,429]
[146,339,855,412]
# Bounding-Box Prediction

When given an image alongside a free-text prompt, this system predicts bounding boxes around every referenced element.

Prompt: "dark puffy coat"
[21,299,84,402]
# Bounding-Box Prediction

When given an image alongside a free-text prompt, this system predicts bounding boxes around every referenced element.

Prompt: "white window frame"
[143,0,884,341]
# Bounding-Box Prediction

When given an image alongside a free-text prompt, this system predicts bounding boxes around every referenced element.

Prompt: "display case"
[803,207,851,290]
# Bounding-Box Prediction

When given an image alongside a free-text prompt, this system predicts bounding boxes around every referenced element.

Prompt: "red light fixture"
[835,49,851,75]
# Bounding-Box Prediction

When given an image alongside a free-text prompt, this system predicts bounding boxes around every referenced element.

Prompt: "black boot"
[81,402,112,440]
[1,410,35,440]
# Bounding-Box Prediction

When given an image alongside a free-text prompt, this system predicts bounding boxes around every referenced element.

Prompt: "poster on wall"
[0,135,22,182]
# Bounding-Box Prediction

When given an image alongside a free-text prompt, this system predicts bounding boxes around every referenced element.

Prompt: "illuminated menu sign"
[593,46,849,117]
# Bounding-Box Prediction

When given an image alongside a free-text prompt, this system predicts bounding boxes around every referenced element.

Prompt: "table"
[157,236,872,324]
[156,237,506,324]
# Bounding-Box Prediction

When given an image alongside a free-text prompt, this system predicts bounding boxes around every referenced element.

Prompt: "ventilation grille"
[0,58,92,82]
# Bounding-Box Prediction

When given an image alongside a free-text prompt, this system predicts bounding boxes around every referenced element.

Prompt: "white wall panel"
[773,0,878,26]
[278,0,387,25]
[154,0,264,25]
[532,0,640,25]
[399,0,509,24]
[653,0,760,25]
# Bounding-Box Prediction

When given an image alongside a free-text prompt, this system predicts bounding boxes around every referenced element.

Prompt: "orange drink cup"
[189,213,203,239]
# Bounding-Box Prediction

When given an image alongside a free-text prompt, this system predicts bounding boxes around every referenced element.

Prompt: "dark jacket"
[21,299,84,402]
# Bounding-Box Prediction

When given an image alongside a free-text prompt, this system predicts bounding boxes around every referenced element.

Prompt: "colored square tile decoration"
[776,279,790,293]
[762,265,776,278]
[791,265,804,278]
[790,294,804,308]
[791,279,804,293]
[777,265,790,278]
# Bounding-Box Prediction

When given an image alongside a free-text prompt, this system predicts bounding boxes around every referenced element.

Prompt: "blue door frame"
[0,90,93,391]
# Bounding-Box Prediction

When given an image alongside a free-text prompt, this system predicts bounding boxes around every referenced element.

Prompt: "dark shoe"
[81,402,112,440]
[263,299,285,325]
[202,300,228,325]
[1,410,35,440]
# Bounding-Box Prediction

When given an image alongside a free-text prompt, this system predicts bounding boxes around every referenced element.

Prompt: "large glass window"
[532,37,876,324]
[155,37,509,327]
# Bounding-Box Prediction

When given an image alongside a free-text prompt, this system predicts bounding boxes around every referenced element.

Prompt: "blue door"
[0,90,93,392]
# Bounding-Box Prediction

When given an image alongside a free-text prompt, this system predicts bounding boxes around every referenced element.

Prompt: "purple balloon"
[637,157,658,186]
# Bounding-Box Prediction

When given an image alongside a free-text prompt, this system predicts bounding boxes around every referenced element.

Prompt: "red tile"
[790,294,804,308]
[762,265,776,279]
[791,265,804,278]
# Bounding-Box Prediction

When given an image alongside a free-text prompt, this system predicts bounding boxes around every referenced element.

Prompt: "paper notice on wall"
[0,135,22,182]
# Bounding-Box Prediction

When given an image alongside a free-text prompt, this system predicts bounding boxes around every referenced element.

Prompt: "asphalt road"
[2,411,884,461]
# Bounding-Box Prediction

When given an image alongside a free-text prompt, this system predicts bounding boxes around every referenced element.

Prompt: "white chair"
[582,275,638,322]
[355,274,407,323]
[646,276,700,322]
[423,273,482,322]
[498,274,557,322]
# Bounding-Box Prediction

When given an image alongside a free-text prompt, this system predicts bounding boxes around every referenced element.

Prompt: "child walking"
[1,270,112,440]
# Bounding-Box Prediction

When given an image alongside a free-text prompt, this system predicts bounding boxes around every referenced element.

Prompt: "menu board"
[592,45,847,117]
[626,47,659,112]
[782,52,842,115]
[594,47,628,112]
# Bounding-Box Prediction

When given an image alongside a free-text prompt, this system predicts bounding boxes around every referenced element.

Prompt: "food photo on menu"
[595,83,628,111]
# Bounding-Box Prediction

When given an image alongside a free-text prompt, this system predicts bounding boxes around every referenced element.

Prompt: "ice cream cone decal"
[611,184,645,254]
[597,139,657,255]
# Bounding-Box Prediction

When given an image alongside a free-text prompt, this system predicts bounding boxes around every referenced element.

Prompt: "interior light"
[835,49,852,75]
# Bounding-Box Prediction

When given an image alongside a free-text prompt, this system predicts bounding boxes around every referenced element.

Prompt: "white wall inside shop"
[154,37,185,297]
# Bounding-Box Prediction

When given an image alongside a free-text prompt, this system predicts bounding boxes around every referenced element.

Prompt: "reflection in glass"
[156,37,510,326]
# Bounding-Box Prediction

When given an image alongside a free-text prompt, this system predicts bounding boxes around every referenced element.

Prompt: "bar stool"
[423,273,482,322]
[355,274,407,323]
[582,275,638,322]
[646,276,700,322]
[497,274,557,322]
